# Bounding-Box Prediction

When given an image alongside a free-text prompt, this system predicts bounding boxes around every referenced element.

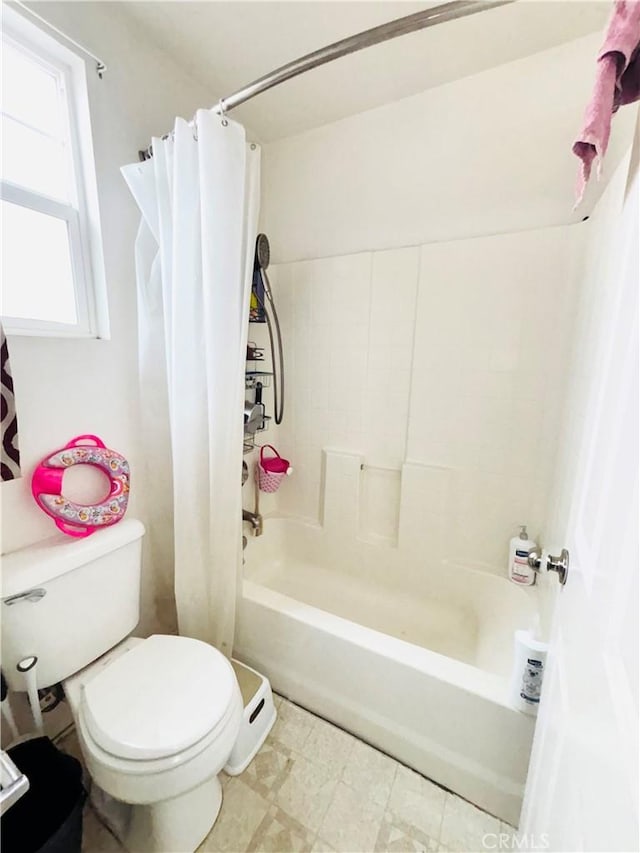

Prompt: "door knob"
[528,547,569,586]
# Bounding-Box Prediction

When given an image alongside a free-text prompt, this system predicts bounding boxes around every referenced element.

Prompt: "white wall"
[261,34,636,263]
[1,2,216,635]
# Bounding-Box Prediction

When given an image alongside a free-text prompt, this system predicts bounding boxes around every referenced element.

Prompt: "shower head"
[255,233,270,270]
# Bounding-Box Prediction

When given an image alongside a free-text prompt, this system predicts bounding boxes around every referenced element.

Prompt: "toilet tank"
[1,519,145,692]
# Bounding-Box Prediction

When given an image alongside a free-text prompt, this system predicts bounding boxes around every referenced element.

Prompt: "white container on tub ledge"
[509,629,549,715]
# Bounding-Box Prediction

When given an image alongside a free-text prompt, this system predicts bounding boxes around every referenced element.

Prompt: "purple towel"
[573,0,640,205]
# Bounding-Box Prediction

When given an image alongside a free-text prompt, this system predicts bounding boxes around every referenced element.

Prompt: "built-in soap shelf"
[359,462,401,547]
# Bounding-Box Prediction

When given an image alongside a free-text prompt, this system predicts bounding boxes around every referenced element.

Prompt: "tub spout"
[243,509,263,537]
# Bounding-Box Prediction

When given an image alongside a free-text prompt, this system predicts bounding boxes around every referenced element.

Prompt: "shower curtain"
[122,112,260,655]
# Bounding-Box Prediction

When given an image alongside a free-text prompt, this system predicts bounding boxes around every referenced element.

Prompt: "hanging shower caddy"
[244,344,272,453]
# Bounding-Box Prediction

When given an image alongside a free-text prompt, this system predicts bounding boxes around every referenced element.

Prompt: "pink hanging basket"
[257,444,292,494]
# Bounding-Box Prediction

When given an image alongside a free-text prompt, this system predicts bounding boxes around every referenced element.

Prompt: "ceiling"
[118,1,611,141]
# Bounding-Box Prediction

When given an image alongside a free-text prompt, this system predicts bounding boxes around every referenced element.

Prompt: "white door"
[520,124,639,852]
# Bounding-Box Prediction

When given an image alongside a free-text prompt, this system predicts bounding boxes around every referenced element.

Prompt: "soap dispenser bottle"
[508,525,536,585]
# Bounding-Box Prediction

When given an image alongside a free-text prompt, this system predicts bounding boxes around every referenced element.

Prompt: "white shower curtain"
[122,112,260,655]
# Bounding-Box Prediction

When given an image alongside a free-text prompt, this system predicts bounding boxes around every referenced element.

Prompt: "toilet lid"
[81,635,237,760]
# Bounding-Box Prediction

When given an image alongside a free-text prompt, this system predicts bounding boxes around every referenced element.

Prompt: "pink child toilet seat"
[32,435,130,537]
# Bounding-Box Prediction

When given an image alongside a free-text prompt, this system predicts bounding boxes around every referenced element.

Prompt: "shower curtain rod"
[139,0,514,160]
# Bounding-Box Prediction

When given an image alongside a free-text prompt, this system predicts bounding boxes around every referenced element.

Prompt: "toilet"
[1,519,243,853]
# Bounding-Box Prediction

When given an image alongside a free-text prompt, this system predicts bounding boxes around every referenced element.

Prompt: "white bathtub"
[235,518,539,825]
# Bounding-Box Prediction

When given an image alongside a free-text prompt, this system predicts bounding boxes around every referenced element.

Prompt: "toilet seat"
[77,685,242,773]
[81,635,238,761]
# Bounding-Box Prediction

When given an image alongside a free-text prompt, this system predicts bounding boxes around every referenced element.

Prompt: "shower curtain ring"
[218,99,229,127]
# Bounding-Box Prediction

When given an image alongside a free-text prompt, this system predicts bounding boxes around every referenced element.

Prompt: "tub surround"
[257,223,582,584]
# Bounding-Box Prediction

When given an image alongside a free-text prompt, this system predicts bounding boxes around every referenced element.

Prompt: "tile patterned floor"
[64,694,516,853]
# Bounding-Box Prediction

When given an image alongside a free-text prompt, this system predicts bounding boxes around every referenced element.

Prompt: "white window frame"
[1,7,109,338]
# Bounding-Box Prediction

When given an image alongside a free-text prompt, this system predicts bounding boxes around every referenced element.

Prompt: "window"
[1,8,108,337]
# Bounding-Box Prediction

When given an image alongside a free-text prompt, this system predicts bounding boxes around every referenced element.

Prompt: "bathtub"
[235,517,538,825]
